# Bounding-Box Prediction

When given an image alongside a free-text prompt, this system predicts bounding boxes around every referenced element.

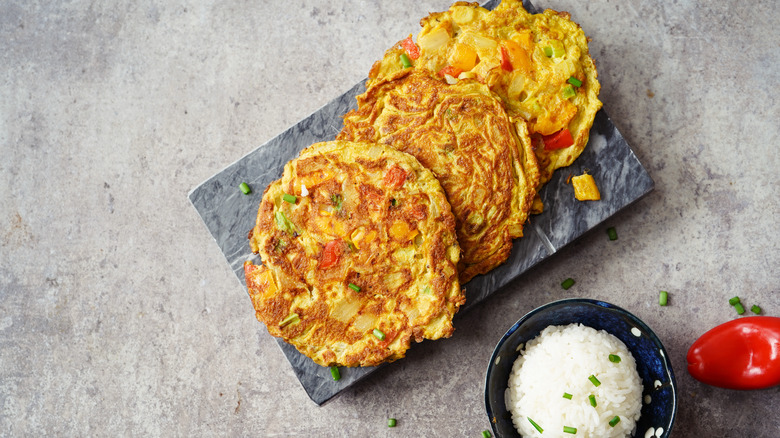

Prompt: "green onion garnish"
[527,417,543,433]
[609,354,622,363]
[659,291,668,306]
[751,305,762,314]
[279,313,299,327]
[481,430,491,438]
[607,226,618,241]
[568,76,583,87]
[400,53,412,69]
[282,193,297,204]
[373,328,386,340]
[562,85,576,99]
[388,418,397,428]
[563,426,577,434]
[729,296,741,305]
[330,366,341,381]
[553,46,565,57]
[588,375,601,387]
[275,210,299,235]
[562,392,573,400]
[609,416,621,427]
[239,182,251,194]
[589,394,597,407]
[543,46,553,57]
[734,302,745,314]
[348,283,361,292]
[331,194,343,211]
[561,278,575,290]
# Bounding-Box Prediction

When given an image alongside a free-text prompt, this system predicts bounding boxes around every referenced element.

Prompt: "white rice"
[506,324,642,437]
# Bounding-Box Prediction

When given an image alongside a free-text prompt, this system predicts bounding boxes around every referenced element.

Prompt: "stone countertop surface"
[1,0,778,436]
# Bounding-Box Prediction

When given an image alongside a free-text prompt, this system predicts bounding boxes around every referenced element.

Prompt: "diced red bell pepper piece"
[384,165,408,189]
[319,239,344,269]
[401,36,420,60]
[500,46,513,72]
[437,65,463,79]
[542,128,574,151]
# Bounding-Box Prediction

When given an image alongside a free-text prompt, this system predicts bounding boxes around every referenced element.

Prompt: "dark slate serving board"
[188,0,654,405]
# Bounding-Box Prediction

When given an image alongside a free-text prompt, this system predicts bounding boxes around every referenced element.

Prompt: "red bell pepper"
[383,165,408,189]
[401,36,420,60]
[687,316,780,390]
[437,65,463,79]
[500,46,513,72]
[319,239,344,269]
[542,128,574,151]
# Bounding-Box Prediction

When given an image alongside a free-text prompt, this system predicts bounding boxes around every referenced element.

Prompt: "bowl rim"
[483,298,678,438]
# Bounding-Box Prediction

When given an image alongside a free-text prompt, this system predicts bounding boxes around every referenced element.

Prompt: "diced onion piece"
[458,71,477,80]
[417,26,450,53]
[450,5,475,24]
[300,183,309,197]
[444,74,458,85]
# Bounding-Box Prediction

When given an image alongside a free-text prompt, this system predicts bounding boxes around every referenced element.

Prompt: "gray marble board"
[188,0,654,406]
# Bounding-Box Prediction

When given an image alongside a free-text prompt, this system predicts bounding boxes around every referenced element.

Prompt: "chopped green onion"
[751,305,762,314]
[388,418,397,428]
[607,226,618,241]
[481,430,491,438]
[282,193,297,204]
[527,417,543,434]
[239,182,251,194]
[400,53,412,69]
[588,375,601,387]
[589,394,597,407]
[562,85,576,99]
[563,426,577,434]
[659,291,668,306]
[275,210,299,235]
[561,278,575,290]
[348,283,361,292]
[331,194,343,211]
[562,392,573,400]
[567,76,583,87]
[609,416,621,427]
[279,313,299,327]
[553,46,565,57]
[330,366,341,381]
[543,46,553,57]
[728,296,741,305]
[609,354,622,363]
[373,328,386,340]
[734,302,745,315]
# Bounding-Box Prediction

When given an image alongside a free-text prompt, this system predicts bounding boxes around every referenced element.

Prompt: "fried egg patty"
[369,0,602,192]
[338,70,538,284]
[244,141,463,367]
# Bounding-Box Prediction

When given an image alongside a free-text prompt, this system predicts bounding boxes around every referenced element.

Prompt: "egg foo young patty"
[244,141,464,367]
[338,70,538,284]
[369,0,602,192]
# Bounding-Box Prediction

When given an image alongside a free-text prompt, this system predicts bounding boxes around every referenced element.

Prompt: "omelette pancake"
[368,0,602,197]
[244,140,463,367]
[338,70,539,284]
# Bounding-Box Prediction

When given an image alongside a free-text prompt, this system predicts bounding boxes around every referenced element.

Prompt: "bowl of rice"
[485,299,677,438]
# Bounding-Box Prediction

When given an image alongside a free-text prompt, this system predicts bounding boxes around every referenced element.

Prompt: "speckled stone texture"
[1,1,778,437]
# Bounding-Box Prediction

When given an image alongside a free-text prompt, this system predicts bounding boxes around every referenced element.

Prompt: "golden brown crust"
[339,70,538,283]
[245,141,463,367]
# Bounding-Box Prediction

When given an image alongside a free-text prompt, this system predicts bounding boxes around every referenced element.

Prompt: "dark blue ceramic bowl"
[485,299,677,438]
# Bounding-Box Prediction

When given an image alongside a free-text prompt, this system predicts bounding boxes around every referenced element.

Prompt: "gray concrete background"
[1,0,778,436]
